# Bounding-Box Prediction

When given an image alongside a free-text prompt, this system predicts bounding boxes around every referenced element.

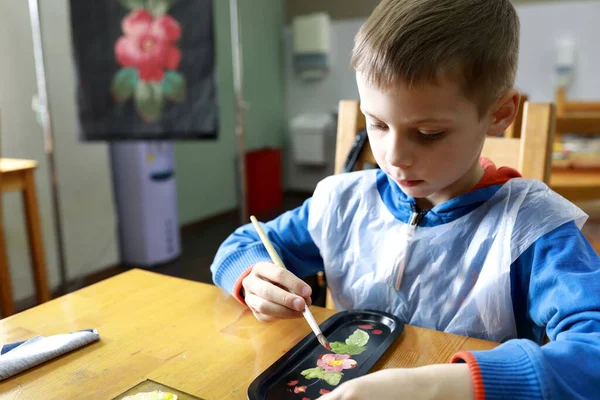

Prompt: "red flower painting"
[115,9,181,82]
[112,0,186,121]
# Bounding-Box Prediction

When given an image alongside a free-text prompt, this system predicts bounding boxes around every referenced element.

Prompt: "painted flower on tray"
[294,329,371,389]
[317,354,357,372]
[293,386,307,393]
[111,0,186,122]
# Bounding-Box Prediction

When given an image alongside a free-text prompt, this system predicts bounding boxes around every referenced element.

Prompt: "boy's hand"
[242,262,312,322]
[317,364,474,400]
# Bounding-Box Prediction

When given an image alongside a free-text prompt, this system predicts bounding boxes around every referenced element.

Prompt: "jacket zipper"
[394,204,427,290]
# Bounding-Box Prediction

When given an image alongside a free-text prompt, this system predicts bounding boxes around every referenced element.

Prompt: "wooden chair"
[555,87,600,116]
[324,100,556,310]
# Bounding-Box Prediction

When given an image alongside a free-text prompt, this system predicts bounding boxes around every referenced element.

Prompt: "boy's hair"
[351,0,520,116]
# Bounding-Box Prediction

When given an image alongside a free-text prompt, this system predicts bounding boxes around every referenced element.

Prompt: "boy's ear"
[487,90,520,137]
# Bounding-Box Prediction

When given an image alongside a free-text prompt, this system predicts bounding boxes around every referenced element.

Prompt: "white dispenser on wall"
[290,113,334,166]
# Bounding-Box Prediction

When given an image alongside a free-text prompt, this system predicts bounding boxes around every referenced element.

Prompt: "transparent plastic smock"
[308,170,587,342]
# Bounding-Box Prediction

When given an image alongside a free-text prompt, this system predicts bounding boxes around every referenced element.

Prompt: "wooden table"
[0,158,50,317]
[0,269,497,399]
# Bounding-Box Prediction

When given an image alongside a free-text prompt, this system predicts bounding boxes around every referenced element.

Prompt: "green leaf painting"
[329,328,370,355]
[111,68,138,101]
[329,342,367,356]
[161,71,186,102]
[118,0,145,10]
[135,82,164,122]
[301,367,343,386]
[147,0,177,16]
[345,329,369,347]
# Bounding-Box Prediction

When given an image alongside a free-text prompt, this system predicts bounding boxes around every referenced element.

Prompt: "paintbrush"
[250,215,332,351]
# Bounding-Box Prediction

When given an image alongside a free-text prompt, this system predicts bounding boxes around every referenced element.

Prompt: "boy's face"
[356,72,516,208]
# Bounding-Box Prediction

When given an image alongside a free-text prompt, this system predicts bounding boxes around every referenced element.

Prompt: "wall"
[283,0,600,192]
[283,21,361,191]
[0,0,119,305]
[0,0,287,305]
[515,1,600,101]
[175,0,286,225]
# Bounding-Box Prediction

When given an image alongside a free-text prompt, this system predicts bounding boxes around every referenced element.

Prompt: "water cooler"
[110,141,181,267]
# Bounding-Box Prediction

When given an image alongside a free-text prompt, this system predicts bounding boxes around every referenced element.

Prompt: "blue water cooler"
[110,141,181,267]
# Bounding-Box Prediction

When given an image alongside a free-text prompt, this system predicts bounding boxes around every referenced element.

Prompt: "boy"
[211,0,600,398]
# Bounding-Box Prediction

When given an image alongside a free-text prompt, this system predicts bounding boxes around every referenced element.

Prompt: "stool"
[0,158,51,317]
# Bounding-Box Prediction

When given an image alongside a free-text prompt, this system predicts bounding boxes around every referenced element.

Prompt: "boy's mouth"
[397,179,424,187]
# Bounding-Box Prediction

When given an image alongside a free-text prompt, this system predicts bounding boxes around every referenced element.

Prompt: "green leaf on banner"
[346,329,369,347]
[111,68,138,101]
[161,71,186,102]
[118,0,145,10]
[148,0,176,16]
[322,371,343,386]
[135,82,164,122]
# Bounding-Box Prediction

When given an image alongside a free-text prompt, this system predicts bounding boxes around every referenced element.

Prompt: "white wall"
[283,20,362,192]
[283,1,600,192]
[0,0,118,306]
[515,1,600,101]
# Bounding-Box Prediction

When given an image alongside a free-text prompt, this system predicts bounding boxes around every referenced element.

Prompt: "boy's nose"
[385,133,414,168]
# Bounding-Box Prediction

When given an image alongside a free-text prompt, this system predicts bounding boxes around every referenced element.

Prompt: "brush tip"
[318,333,332,351]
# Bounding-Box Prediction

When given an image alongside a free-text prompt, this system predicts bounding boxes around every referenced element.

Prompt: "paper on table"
[0,329,100,381]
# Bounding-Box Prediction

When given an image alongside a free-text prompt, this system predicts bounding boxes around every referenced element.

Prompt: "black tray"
[248,309,404,399]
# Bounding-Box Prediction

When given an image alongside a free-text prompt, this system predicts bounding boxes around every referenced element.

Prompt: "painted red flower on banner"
[115,9,181,82]
[111,0,186,122]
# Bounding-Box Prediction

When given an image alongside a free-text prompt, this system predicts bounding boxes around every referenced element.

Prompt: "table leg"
[22,170,51,303]
[0,190,15,317]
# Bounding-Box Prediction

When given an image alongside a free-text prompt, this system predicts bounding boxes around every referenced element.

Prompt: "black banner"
[69,0,217,140]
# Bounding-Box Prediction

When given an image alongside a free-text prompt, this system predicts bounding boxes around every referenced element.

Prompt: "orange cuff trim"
[232,266,254,306]
[451,351,485,400]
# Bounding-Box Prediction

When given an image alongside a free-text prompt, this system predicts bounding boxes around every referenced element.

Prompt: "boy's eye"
[368,123,388,131]
[418,130,445,140]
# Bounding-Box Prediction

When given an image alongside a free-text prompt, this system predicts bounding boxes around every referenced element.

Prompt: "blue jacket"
[211,169,600,399]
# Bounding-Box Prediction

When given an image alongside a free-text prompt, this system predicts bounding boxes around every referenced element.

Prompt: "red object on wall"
[245,148,283,216]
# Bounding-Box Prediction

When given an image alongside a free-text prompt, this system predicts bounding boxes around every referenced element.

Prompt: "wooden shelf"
[557,114,600,135]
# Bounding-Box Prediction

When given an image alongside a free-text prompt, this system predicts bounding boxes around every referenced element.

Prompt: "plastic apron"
[308,171,587,342]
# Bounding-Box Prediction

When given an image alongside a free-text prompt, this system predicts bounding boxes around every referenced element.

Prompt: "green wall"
[175,0,286,225]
